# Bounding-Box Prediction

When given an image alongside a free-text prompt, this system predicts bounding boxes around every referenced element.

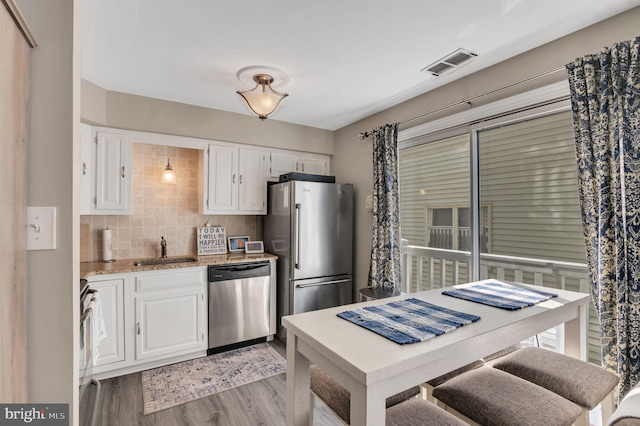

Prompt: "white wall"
[332,6,640,297]
[18,0,80,423]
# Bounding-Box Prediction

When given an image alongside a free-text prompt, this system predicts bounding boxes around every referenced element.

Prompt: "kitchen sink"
[133,257,198,266]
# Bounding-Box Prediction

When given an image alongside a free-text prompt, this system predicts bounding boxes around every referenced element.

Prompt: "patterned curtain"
[566,36,640,401]
[368,123,402,290]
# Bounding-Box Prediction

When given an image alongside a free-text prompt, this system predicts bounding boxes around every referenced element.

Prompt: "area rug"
[141,343,286,414]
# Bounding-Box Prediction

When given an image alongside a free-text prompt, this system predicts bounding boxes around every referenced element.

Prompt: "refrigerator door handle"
[295,278,351,288]
[294,203,301,269]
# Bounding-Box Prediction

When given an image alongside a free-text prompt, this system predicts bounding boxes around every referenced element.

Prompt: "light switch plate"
[27,207,57,250]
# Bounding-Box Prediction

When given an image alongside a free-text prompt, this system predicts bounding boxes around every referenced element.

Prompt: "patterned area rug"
[141,343,286,414]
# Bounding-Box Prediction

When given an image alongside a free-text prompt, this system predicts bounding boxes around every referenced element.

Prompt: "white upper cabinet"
[94,131,132,214]
[206,143,238,212]
[299,152,330,175]
[238,147,267,212]
[200,142,267,215]
[79,123,93,215]
[269,149,330,179]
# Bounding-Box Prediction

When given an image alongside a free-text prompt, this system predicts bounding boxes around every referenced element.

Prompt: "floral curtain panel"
[566,36,640,400]
[368,123,402,291]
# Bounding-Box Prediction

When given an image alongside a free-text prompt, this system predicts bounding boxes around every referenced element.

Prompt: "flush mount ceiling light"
[160,158,177,184]
[421,48,478,77]
[236,66,289,120]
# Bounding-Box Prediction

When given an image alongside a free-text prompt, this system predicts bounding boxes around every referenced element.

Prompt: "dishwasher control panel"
[208,261,270,282]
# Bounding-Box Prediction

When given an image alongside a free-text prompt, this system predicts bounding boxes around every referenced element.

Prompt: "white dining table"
[282,282,590,426]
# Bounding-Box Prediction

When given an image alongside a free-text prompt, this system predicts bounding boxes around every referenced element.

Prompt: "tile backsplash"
[81,143,259,261]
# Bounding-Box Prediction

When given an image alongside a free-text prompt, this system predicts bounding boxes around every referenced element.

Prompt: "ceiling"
[82,0,640,131]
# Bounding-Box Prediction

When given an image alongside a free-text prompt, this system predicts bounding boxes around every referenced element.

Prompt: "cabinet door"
[300,153,330,175]
[79,124,93,215]
[90,278,125,367]
[206,144,238,212]
[238,148,266,213]
[135,287,206,361]
[94,131,131,213]
[270,150,299,178]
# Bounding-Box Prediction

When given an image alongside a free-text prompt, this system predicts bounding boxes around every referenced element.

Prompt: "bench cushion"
[386,398,467,426]
[493,346,619,409]
[433,367,582,426]
[426,359,485,387]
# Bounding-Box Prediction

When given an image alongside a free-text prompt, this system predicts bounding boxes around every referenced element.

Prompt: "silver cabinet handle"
[239,174,243,184]
[232,174,236,184]
[137,322,141,335]
[302,163,305,172]
[296,162,299,171]
[122,166,125,178]
[82,162,87,175]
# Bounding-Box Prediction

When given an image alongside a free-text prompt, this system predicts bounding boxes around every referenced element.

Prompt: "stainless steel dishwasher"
[208,262,271,352]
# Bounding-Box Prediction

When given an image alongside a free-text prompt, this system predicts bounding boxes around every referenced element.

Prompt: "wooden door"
[0,0,36,403]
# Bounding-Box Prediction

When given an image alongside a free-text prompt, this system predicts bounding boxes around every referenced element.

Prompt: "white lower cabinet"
[88,266,207,379]
[133,268,207,361]
[90,276,125,368]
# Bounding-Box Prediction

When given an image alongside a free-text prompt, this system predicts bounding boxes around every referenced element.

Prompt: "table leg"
[349,382,386,426]
[563,300,588,360]
[286,330,311,426]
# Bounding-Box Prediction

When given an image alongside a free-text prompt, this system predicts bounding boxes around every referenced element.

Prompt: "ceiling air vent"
[421,48,477,77]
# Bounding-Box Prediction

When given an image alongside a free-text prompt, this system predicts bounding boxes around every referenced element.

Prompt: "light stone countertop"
[80,252,277,279]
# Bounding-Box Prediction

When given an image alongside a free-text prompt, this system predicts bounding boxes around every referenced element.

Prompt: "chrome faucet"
[161,236,167,258]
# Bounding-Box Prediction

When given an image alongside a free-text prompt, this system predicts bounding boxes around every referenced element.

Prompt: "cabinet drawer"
[134,268,206,292]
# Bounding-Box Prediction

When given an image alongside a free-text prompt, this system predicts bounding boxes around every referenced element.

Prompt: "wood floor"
[91,341,342,426]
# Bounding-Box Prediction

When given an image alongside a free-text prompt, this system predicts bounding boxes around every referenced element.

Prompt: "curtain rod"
[358,66,566,140]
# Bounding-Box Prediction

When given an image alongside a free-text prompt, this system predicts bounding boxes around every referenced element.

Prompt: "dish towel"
[442,280,558,310]
[337,298,480,345]
[88,293,107,366]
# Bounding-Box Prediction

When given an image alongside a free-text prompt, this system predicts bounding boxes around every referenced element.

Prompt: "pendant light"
[236,66,289,120]
[161,158,177,184]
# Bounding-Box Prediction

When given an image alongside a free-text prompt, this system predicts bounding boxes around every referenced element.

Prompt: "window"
[398,100,599,364]
[427,206,489,252]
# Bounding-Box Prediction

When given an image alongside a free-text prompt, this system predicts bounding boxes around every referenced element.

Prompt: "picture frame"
[228,236,250,253]
[245,240,264,254]
[197,226,227,255]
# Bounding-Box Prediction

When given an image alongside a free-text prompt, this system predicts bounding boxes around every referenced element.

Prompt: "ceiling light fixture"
[236,66,289,120]
[160,158,177,184]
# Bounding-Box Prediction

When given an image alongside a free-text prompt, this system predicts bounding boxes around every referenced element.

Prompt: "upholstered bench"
[608,382,640,426]
[481,342,523,366]
[432,367,583,426]
[422,359,485,402]
[309,364,465,425]
[422,343,522,402]
[386,398,468,426]
[493,346,619,426]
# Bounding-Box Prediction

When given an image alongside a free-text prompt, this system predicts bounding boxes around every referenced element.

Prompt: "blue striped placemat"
[336,298,481,345]
[442,280,558,310]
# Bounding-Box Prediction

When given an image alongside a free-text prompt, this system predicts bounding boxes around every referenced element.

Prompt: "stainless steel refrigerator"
[264,180,353,341]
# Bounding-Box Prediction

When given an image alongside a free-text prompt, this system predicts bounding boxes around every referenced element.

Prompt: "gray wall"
[81,81,335,154]
[18,0,80,423]
[332,6,640,296]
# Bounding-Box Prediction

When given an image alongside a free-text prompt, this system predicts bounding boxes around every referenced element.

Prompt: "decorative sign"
[197,226,227,255]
